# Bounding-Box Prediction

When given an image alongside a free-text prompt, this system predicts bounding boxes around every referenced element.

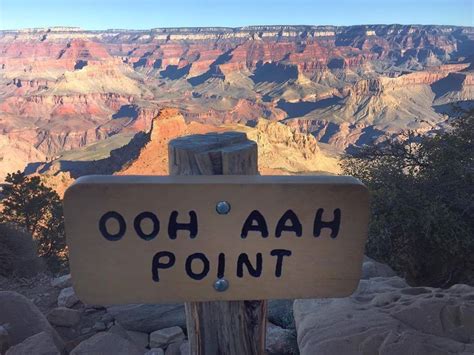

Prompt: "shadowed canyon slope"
[1,25,473,180]
[34,109,340,195]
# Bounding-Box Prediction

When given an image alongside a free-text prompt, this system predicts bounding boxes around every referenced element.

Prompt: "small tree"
[341,111,474,286]
[1,172,68,273]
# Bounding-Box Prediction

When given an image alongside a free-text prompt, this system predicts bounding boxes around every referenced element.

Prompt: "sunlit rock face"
[35,108,340,196]
[0,25,473,180]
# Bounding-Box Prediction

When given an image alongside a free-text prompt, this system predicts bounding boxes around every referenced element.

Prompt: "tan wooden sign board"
[63,175,369,304]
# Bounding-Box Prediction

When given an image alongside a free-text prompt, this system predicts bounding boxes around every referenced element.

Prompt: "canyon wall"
[0,25,473,180]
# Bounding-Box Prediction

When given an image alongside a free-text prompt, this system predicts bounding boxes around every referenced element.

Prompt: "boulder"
[92,321,107,331]
[150,327,185,349]
[268,299,295,328]
[47,307,81,327]
[106,304,186,332]
[361,256,397,279]
[5,331,60,355]
[294,277,474,355]
[146,348,165,355]
[179,341,189,355]
[125,330,149,349]
[51,274,72,288]
[0,291,65,351]
[100,313,114,324]
[57,287,79,308]
[70,332,142,355]
[108,324,130,340]
[267,256,396,331]
[0,325,10,353]
[165,341,183,355]
[80,328,92,335]
[266,322,296,355]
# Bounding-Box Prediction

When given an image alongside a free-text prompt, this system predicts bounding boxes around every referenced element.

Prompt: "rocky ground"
[0,272,298,354]
[295,260,474,354]
[1,257,473,354]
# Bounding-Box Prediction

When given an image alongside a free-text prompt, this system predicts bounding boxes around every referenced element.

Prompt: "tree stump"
[169,132,266,355]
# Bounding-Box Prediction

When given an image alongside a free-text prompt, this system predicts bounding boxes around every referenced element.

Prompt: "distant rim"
[1,23,471,33]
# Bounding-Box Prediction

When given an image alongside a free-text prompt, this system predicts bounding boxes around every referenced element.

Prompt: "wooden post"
[168,132,266,354]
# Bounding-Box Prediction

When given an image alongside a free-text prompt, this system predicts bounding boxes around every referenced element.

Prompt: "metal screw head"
[213,278,229,292]
[216,201,231,215]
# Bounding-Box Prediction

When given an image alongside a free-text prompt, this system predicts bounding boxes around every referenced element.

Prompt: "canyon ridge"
[0,25,473,183]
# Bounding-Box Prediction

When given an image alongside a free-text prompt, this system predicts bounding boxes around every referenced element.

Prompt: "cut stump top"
[169,132,258,176]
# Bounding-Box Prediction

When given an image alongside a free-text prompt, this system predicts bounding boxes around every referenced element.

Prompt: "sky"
[0,0,472,30]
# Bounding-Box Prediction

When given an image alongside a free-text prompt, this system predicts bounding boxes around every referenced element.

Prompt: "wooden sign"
[63,175,369,304]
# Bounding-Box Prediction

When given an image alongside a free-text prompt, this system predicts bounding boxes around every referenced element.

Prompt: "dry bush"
[0,223,44,278]
[1,171,68,273]
[341,111,474,287]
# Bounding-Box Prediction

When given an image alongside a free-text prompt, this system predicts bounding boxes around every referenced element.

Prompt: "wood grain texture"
[63,175,369,303]
[169,132,258,176]
[169,131,266,355]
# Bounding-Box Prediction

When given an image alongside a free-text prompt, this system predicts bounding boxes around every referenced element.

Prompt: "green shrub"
[0,172,68,273]
[341,111,474,287]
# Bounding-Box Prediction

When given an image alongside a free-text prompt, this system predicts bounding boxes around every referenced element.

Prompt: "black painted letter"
[241,210,269,238]
[270,249,292,277]
[134,211,160,240]
[313,208,341,238]
[237,253,262,278]
[217,253,226,279]
[275,210,302,238]
[168,211,198,239]
[152,251,175,282]
[185,253,210,280]
[99,211,126,241]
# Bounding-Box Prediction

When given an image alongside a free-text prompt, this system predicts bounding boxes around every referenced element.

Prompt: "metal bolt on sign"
[216,201,231,215]
[213,278,229,292]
